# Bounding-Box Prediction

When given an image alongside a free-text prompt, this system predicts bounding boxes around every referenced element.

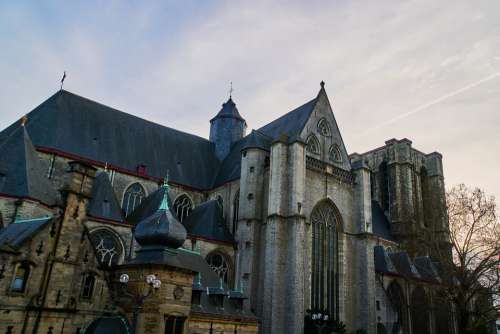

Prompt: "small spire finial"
[229,81,233,99]
[21,115,28,126]
[159,171,170,211]
[60,71,67,90]
[104,162,109,172]
[320,80,325,89]
[219,278,224,290]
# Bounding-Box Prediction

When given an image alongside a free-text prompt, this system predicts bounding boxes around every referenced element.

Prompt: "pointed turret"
[0,118,60,206]
[209,97,247,160]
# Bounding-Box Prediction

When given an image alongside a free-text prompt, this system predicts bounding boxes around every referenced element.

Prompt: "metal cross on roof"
[229,81,234,99]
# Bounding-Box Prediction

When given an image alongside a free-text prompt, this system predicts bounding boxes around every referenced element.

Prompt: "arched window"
[81,273,95,300]
[411,286,430,334]
[387,281,406,333]
[11,263,30,292]
[232,191,239,235]
[122,183,145,217]
[206,251,232,286]
[420,167,430,228]
[173,194,193,223]
[317,118,331,137]
[329,145,342,163]
[306,134,320,155]
[89,229,123,266]
[311,200,340,318]
[379,161,390,212]
[164,316,185,334]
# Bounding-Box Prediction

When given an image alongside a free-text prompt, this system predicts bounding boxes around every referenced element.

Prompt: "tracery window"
[89,229,123,266]
[206,251,231,285]
[306,134,320,155]
[122,183,145,217]
[329,145,342,163]
[173,194,193,223]
[232,191,239,235]
[11,264,30,292]
[420,167,430,228]
[311,200,340,318]
[379,161,390,212]
[317,118,331,137]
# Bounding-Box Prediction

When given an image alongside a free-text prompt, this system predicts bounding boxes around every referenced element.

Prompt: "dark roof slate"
[258,97,318,141]
[0,126,60,206]
[0,217,52,249]
[374,245,398,275]
[183,199,235,243]
[210,97,246,123]
[0,90,220,190]
[414,256,441,283]
[371,201,395,241]
[84,316,130,334]
[87,172,125,223]
[125,186,175,223]
[389,252,421,279]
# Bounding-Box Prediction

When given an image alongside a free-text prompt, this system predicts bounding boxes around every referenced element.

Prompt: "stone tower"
[209,97,247,160]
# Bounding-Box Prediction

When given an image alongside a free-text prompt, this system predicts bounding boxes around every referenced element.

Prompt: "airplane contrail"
[359,71,500,137]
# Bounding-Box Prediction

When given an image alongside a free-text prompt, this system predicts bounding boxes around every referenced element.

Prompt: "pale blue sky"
[1,0,499,200]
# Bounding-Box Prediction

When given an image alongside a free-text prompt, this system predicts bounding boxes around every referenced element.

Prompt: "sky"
[0,0,499,200]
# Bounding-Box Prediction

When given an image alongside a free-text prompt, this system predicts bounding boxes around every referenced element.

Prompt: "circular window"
[206,252,231,285]
[89,229,123,266]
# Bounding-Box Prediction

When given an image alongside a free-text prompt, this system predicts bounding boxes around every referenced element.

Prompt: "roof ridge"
[258,96,318,133]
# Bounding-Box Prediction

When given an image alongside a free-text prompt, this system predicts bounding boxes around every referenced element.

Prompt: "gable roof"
[182,199,235,243]
[0,125,61,206]
[258,97,318,141]
[371,200,395,241]
[0,90,220,190]
[0,216,53,250]
[87,172,125,223]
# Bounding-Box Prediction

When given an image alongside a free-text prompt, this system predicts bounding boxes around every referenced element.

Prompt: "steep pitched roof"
[125,186,175,224]
[389,252,421,279]
[414,256,441,283]
[210,97,246,123]
[0,125,60,206]
[182,199,235,243]
[0,216,52,250]
[258,97,318,141]
[0,90,220,190]
[371,200,395,241]
[374,245,398,275]
[87,172,125,223]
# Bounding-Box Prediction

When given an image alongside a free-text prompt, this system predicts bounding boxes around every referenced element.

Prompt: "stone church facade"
[0,82,454,333]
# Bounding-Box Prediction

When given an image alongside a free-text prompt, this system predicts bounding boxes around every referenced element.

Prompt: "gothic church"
[0,82,453,333]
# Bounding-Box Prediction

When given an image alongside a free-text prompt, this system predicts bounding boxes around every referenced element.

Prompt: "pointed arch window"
[306,134,320,155]
[122,183,145,217]
[329,145,342,163]
[317,118,331,137]
[420,167,430,228]
[379,161,390,212]
[311,200,340,318]
[206,251,232,286]
[173,194,193,223]
[232,191,240,235]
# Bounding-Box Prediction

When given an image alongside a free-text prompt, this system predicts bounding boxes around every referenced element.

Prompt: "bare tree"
[431,184,499,333]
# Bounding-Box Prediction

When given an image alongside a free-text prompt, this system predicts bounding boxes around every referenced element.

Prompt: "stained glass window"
[173,194,193,223]
[122,183,146,217]
[206,252,231,285]
[89,229,123,266]
[311,200,339,318]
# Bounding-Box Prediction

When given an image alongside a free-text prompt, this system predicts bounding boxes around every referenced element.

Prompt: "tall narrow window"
[420,167,430,228]
[165,316,185,334]
[311,200,340,318]
[122,183,145,217]
[81,274,95,299]
[379,161,390,212]
[173,194,193,223]
[232,191,239,235]
[11,264,30,292]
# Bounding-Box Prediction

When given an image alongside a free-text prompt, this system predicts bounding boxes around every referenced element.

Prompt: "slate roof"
[258,97,318,141]
[210,97,246,123]
[87,172,125,223]
[414,256,441,283]
[0,125,60,206]
[125,186,175,224]
[389,252,421,279]
[371,200,395,241]
[373,245,398,275]
[0,216,52,250]
[83,316,130,334]
[0,90,220,190]
[182,199,235,243]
